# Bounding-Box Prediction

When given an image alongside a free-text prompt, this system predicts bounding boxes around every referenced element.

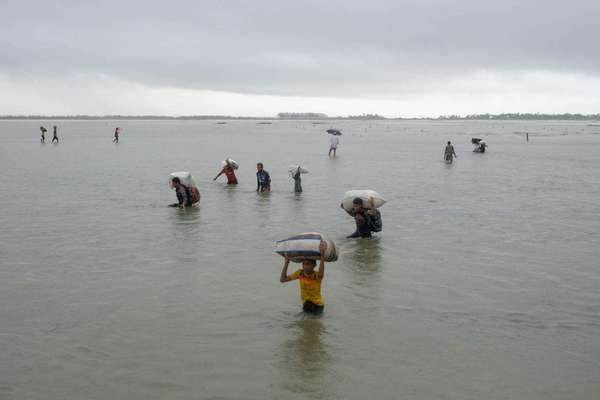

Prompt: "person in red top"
[213,161,238,184]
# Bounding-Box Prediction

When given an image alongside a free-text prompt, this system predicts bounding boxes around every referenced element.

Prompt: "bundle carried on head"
[274,232,338,262]
[221,158,239,169]
[472,138,482,144]
[341,190,386,212]
[169,171,201,204]
[288,165,309,174]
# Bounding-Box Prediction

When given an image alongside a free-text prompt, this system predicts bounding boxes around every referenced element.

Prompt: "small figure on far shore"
[40,126,47,143]
[256,162,271,192]
[444,141,457,163]
[329,134,339,157]
[113,127,120,143]
[51,126,59,144]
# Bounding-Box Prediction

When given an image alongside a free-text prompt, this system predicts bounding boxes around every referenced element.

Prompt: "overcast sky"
[1,0,599,116]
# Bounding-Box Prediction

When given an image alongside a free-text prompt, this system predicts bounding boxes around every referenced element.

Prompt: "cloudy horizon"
[1,0,599,117]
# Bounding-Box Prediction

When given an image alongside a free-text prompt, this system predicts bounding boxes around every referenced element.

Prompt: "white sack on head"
[341,190,386,212]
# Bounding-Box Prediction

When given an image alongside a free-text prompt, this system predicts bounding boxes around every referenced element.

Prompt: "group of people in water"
[443,138,489,163]
[39,126,122,144]
[39,126,59,143]
[36,124,479,316]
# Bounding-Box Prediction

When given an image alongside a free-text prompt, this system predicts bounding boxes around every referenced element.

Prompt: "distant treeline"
[278,112,328,119]
[436,113,600,121]
[0,115,266,120]
[1,113,599,121]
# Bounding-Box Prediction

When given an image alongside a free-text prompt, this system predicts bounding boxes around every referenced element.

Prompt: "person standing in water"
[280,243,326,315]
[169,177,192,208]
[213,160,238,184]
[51,126,59,144]
[329,134,339,157]
[39,126,47,143]
[113,127,120,143]
[341,197,382,238]
[292,166,303,193]
[444,141,457,163]
[256,162,271,192]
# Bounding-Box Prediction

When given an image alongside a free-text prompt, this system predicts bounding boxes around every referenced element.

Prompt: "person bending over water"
[280,247,326,315]
[342,197,382,238]
[169,177,193,208]
[52,126,59,143]
[444,141,457,163]
[40,126,46,143]
[213,161,238,184]
[256,162,271,192]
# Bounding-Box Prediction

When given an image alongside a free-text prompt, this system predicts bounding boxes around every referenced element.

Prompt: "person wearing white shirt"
[329,135,340,157]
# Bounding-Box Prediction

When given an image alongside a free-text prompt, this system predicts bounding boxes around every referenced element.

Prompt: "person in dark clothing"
[40,126,47,143]
[444,141,456,163]
[113,127,120,143]
[292,166,302,193]
[341,197,382,238]
[256,162,271,192]
[169,177,193,208]
[52,126,59,143]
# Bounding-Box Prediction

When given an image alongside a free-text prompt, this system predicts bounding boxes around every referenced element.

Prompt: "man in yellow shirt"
[280,250,326,315]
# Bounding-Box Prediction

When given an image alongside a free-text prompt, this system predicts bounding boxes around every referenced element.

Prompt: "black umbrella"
[326,129,342,135]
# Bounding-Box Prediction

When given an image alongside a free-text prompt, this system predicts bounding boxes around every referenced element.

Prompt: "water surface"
[1,119,599,399]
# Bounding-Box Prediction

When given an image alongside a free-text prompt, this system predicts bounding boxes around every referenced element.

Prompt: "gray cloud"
[1,0,599,97]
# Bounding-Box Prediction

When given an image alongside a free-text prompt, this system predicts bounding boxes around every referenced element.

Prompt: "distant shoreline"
[1,113,599,121]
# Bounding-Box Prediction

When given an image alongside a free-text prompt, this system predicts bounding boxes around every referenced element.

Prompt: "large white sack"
[341,190,386,212]
[169,171,198,188]
[221,158,239,169]
[274,232,338,263]
[288,165,309,174]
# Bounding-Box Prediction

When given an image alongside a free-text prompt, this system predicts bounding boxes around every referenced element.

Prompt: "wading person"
[341,197,382,238]
[169,177,193,208]
[213,160,238,185]
[444,141,457,163]
[40,126,47,143]
[256,162,271,192]
[52,126,59,144]
[329,134,339,157]
[280,243,326,315]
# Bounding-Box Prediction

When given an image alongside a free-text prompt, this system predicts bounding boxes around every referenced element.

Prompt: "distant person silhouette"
[39,126,46,143]
[113,127,120,143]
[51,126,59,144]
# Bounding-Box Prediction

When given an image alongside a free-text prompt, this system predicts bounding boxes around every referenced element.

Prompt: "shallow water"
[1,119,599,399]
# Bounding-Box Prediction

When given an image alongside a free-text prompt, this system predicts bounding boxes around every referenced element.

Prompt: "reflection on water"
[279,317,331,398]
[344,238,383,275]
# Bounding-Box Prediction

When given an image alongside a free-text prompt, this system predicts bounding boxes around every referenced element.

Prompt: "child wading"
[280,243,326,315]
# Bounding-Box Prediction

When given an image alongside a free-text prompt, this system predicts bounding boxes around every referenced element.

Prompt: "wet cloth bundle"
[274,232,338,262]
